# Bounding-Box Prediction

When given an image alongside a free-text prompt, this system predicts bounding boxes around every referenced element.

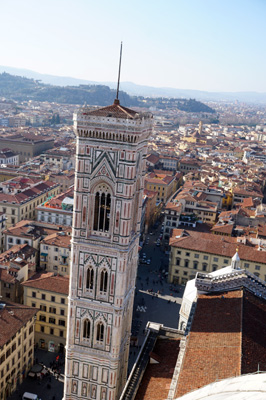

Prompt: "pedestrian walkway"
[7,349,64,400]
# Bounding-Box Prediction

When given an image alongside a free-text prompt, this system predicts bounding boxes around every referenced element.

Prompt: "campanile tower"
[63,99,153,400]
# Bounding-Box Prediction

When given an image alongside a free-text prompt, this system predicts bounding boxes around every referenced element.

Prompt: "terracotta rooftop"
[0,302,37,348]
[135,338,180,400]
[211,223,234,235]
[242,197,254,208]
[41,231,71,248]
[22,272,69,295]
[175,290,243,398]
[146,154,160,165]
[175,289,266,398]
[170,229,266,264]
[80,101,139,119]
[165,201,183,213]
[258,224,266,238]
[4,220,71,239]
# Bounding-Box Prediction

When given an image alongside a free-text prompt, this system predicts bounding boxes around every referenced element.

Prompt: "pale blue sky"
[1,0,266,92]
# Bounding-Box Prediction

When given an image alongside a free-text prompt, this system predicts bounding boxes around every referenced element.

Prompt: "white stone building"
[63,100,153,400]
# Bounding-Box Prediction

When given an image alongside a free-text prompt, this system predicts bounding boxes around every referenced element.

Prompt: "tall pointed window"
[100,269,108,293]
[96,322,104,342]
[86,267,94,290]
[83,319,91,339]
[93,191,111,232]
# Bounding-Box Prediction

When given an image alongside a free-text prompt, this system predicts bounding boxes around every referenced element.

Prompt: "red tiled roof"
[242,197,254,208]
[170,229,266,264]
[175,290,242,397]
[0,302,37,347]
[82,101,139,119]
[211,224,234,235]
[41,232,71,248]
[146,154,160,165]
[135,338,180,400]
[22,272,69,295]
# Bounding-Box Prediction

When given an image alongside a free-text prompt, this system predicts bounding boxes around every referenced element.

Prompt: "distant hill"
[0,72,215,114]
[0,65,266,104]
[0,72,138,107]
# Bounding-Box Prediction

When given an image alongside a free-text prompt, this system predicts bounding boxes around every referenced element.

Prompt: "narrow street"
[128,224,184,371]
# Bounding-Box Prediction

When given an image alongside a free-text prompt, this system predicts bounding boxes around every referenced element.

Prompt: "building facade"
[63,100,152,400]
[40,231,71,276]
[22,273,69,353]
[169,229,266,285]
[0,179,60,228]
[0,302,37,400]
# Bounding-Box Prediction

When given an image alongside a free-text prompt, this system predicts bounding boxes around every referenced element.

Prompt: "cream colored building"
[22,273,69,354]
[145,172,178,204]
[0,179,60,228]
[40,230,71,276]
[169,229,266,285]
[0,302,37,400]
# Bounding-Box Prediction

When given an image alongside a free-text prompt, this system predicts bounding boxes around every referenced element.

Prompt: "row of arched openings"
[86,267,108,293]
[83,319,105,342]
[79,129,137,143]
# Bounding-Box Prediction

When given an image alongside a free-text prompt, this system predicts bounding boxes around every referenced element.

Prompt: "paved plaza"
[7,349,64,400]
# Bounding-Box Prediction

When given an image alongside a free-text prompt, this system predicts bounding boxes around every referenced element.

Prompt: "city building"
[0,302,37,399]
[0,149,19,166]
[145,172,178,204]
[0,133,53,163]
[0,243,37,303]
[63,99,153,400]
[169,229,266,285]
[40,230,71,276]
[0,177,60,227]
[48,171,75,192]
[36,187,74,227]
[3,219,71,252]
[40,148,75,172]
[22,273,69,354]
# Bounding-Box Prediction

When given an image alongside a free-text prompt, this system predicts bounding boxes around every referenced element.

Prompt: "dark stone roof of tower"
[82,100,140,119]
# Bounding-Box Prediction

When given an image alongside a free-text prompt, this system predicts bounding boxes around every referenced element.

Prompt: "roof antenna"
[115,42,123,105]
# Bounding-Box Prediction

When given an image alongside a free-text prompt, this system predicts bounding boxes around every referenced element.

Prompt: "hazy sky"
[1,0,266,92]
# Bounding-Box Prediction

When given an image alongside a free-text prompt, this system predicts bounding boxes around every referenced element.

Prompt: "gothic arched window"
[83,319,91,339]
[100,269,108,293]
[86,268,94,290]
[96,322,104,342]
[93,191,111,232]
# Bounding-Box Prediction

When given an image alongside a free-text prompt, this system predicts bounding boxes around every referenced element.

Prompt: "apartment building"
[169,229,266,285]
[0,302,37,399]
[0,133,53,163]
[0,178,60,227]
[0,149,19,166]
[48,171,75,192]
[40,231,71,276]
[233,186,263,205]
[3,220,71,252]
[36,187,74,227]
[145,172,178,204]
[0,243,37,303]
[40,148,75,171]
[22,273,69,353]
